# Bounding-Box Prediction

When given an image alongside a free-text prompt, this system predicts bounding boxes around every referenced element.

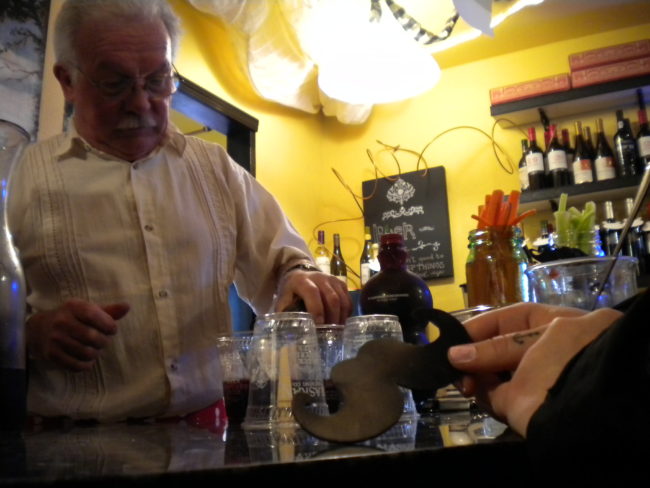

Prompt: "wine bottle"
[518,139,529,191]
[643,205,650,274]
[545,124,570,187]
[369,243,380,277]
[525,127,546,190]
[314,230,330,274]
[360,233,433,346]
[532,219,551,254]
[571,121,594,185]
[359,227,373,286]
[602,201,623,256]
[614,110,640,176]
[623,197,647,274]
[561,128,575,167]
[584,125,596,160]
[360,233,434,413]
[637,109,650,166]
[330,233,347,283]
[594,118,617,181]
[636,87,650,167]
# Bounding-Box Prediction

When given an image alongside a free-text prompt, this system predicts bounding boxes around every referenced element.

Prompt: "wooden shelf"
[519,175,644,212]
[490,74,650,126]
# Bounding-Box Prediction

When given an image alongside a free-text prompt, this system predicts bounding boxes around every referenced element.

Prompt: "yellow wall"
[169,0,650,311]
[170,0,326,246]
[323,23,650,311]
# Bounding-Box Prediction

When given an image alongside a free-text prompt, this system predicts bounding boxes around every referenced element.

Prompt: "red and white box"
[489,74,571,105]
[569,39,650,71]
[571,56,650,88]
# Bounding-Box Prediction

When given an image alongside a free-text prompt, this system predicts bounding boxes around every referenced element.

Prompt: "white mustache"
[116,115,157,130]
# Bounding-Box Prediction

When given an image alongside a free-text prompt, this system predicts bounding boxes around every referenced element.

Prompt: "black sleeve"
[526,288,650,483]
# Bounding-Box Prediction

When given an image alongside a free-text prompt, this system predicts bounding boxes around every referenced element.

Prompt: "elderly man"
[9,0,350,422]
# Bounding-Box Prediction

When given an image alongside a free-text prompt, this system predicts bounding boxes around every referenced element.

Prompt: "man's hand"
[447,302,621,436]
[27,298,130,372]
[274,270,352,324]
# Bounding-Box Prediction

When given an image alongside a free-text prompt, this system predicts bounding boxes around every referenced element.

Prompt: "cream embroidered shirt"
[8,128,313,421]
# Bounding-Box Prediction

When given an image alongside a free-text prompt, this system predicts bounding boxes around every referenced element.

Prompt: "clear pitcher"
[0,120,29,431]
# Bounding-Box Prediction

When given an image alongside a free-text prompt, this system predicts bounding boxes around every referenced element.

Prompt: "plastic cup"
[315,324,345,413]
[216,331,254,424]
[243,312,329,430]
[343,314,419,421]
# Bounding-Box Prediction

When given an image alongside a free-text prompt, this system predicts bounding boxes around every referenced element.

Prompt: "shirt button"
[170,362,178,372]
[144,224,154,232]
[158,289,169,298]
[132,162,139,170]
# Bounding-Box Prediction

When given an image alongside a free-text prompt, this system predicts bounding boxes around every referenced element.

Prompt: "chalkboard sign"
[362,167,453,280]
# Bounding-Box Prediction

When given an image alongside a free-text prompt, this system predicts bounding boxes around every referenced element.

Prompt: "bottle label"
[616,140,638,163]
[525,153,544,173]
[315,257,330,274]
[547,150,568,171]
[365,293,409,304]
[595,156,616,180]
[639,135,650,158]
[519,166,529,190]
[603,222,624,231]
[360,263,371,285]
[629,217,644,228]
[572,159,593,184]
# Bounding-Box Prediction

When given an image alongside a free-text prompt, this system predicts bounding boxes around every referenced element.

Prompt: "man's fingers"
[26,299,128,372]
[463,302,587,342]
[56,333,102,362]
[295,284,327,324]
[50,347,96,372]
[481,309,622,436]
[274,271,352,325]
[449,325,548,373]
[102,302,130,321]
[77,308,117,336]
[66,321,112,350]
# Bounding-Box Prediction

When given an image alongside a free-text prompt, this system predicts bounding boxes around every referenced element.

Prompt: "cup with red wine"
[216,331,254,424]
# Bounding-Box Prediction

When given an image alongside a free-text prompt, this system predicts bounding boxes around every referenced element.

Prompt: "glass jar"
[549,227,605,257]
[465,226,529,307]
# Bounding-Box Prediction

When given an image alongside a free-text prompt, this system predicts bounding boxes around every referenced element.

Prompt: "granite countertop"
[0,409,535,487]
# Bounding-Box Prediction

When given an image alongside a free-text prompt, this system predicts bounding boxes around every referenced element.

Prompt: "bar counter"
[0,409,536,486]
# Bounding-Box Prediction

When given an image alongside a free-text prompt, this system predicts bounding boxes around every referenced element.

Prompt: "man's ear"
[53,63,75,103]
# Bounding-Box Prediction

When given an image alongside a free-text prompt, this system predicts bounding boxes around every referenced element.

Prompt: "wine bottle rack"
[491,74,649,210]
[518,174,644,212]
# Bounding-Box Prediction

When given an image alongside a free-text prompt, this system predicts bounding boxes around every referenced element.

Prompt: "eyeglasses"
[73,65,180,101]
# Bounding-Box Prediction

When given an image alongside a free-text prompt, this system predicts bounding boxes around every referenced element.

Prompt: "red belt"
[26,398,229,432]
[158,398,228,431]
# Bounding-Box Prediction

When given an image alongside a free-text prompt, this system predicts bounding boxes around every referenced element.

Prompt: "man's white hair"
[54,0,182,67]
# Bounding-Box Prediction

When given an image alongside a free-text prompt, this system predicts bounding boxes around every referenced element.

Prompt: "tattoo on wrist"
[512,331,541,345]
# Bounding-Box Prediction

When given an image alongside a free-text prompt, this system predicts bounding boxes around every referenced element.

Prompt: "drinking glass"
[243,312,328,430]
[315,324,345,413]
[343,314,419,421]
[216,331,254,424]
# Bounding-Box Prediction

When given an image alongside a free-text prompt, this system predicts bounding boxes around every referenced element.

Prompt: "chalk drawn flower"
[386,178,415,206]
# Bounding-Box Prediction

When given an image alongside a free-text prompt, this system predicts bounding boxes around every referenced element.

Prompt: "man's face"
[56,18,173,161]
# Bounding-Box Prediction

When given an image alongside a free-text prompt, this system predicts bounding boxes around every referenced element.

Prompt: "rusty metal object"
[292,308,471,443]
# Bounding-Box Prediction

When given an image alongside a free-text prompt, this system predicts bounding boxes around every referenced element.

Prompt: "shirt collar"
[54,123,187,162]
